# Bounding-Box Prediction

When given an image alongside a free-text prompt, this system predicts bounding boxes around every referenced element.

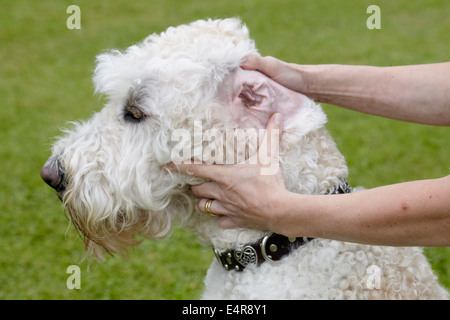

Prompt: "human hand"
[241,55,309,95]
[168,113,289,231]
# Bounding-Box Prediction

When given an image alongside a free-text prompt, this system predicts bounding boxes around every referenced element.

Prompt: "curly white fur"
[47,18,448,299]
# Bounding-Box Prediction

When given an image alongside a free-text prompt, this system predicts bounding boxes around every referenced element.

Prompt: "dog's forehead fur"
[94,18,257,107]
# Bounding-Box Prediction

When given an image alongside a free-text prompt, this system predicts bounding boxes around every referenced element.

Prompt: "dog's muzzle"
[40,156,66,193]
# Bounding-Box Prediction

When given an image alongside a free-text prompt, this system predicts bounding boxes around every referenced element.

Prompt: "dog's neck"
[185,127,348,251]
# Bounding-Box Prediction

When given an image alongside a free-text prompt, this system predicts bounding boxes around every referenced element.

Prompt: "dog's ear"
[93,51,119,96]
[93,50,136,101]
[238,81,268,108]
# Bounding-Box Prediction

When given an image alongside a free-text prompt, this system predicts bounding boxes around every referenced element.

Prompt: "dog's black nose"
[40,158,65,192]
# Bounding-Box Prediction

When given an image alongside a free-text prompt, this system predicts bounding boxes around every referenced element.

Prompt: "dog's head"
[41,18,334,258]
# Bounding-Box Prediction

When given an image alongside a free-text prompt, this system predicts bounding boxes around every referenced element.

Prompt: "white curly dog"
[41,18,448,299]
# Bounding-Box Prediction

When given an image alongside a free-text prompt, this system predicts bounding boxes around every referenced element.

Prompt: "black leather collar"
[213,180,352,272]
[214,233,313,272]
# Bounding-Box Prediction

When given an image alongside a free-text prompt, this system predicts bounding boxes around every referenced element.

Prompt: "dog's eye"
[123,104,145,123]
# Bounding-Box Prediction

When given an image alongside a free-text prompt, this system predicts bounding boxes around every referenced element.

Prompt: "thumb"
[241,55,284,83]
[243,113,283,167]
[266,112,284,134]
[260,113,283,155]
[257,113,283,175]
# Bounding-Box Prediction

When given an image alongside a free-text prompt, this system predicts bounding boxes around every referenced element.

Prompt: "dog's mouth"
[219,68,309,129]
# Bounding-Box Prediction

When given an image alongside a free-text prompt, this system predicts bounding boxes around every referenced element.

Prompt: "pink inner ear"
[218,68,312,129]
[239,84,262,107]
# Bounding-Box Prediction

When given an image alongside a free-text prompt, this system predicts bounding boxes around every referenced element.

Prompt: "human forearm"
[301,63,450,125]
[242,56,450,126]
[279,176,450,246]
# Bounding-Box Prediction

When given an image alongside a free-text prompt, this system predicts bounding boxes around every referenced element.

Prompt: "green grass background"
[1,0,449,299]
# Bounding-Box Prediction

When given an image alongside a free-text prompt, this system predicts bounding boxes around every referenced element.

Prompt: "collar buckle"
[213,180,352,272]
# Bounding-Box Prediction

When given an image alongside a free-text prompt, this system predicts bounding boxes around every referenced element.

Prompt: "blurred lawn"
[0,0,449,299]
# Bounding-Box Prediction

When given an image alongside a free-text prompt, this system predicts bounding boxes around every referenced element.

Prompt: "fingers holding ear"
[241,55,285,80]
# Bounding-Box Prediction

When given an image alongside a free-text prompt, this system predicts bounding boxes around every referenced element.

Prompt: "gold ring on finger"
[204,199,216,217]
